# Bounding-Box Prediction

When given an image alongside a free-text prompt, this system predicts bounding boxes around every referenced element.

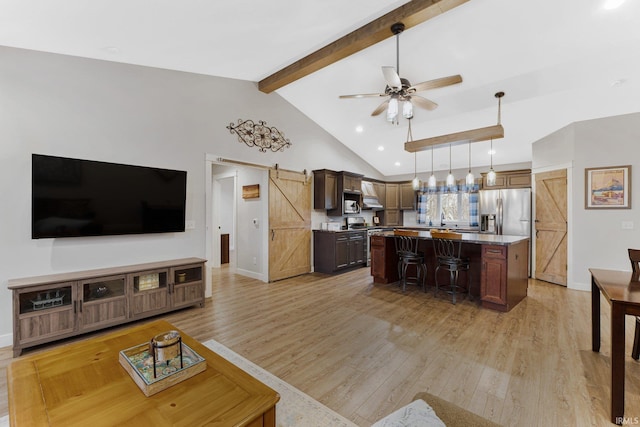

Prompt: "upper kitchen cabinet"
[313,169,337,210]
[400,182,416,210]
[314,170,363,216]
[385,183,399,210]
[340,172,363,194]
[481,169,531,189]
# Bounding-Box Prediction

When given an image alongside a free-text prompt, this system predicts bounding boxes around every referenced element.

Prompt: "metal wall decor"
[227,119,291,153]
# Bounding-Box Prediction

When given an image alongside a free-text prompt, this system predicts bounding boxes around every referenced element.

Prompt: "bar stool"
[394,235,427,292]
[432,237,470,304]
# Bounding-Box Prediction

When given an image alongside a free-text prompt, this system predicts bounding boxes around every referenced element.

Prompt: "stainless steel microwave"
[344,200,360,214]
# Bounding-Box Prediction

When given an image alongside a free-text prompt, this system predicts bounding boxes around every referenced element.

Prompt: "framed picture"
[242,184,260,199]
[585,165,631,209]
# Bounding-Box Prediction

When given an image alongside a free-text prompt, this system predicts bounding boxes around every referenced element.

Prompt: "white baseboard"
[235,268,267,282]
[0,333,12,348]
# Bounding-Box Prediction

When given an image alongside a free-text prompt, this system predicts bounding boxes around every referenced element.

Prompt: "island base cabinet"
[370,234,399,284]
[480,241,528,312]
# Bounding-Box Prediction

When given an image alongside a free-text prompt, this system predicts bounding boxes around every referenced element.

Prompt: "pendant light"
[428,145,437,189]
[407,119,420,190]
[485,92,503,186]
[465,141,474,186]
[487,138,496,186]
[446,144,455,187]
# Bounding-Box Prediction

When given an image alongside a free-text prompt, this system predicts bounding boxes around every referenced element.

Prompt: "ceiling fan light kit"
[339,22,462,125]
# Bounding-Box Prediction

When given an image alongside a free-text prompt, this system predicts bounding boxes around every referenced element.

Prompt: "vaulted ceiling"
[2,0,639,176]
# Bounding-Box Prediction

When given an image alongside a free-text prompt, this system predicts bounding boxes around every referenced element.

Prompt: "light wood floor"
[2,266,640,426]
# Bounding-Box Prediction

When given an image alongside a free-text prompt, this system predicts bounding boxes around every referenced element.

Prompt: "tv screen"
[32,154,187,239]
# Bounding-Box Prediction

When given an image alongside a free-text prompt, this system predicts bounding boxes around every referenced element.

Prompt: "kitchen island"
[370,230,529,312]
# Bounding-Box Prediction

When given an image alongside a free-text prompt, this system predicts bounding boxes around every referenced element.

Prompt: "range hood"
[361,181,383,210]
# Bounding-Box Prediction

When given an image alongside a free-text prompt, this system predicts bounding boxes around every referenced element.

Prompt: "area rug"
[203,339,358,427]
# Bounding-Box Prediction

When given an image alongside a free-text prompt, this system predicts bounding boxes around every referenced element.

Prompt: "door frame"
[205,154,270,286]
[532,162,573,288]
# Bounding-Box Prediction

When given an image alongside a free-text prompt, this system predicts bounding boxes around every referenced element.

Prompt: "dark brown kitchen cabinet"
[385,183,399,209]
[380,182,402,226]
[370,234,399,284]
[340,172,363,193]
[480,241,528,312]
[400,182,416,210]
[313,230,366,273]
[313,169,338,210]
[481,169,531,189]
[377,209,402,226]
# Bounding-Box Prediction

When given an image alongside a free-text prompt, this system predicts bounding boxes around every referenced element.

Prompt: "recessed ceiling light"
[603,0,625,10]
[488,149,496,155]
[378,146,384,151]
[611,79,626,86]
[394,161,401,166]
[355,125,364,133]
[103,46,120,54]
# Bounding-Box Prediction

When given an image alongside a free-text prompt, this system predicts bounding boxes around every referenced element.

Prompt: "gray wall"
[533,112,640,290]
[0,46,382,343]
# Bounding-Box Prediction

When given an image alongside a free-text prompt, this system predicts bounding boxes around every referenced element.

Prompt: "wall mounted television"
[32,154,187,239]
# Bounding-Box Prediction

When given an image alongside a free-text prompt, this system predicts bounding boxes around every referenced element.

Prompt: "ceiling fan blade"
[371,99,390,116]
[410,95,438,111]
[409,74,463,93]
[339,93,386,99]
[382,66,402,90]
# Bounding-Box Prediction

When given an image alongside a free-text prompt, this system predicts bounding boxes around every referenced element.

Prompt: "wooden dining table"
[590,268,640,425]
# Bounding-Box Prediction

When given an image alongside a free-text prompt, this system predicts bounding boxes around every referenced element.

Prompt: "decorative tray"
[119,342,206,396]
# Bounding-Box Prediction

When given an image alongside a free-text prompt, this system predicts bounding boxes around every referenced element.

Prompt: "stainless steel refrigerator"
[479,188,532,274]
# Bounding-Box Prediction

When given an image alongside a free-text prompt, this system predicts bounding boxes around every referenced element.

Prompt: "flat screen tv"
[32,154,187,239]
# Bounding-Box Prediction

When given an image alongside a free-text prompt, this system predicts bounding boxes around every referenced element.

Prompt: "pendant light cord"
[431,146,434,173]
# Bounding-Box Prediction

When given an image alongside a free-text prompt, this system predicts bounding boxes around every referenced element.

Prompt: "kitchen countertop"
[314,225,482,234]
[371,229,528,246]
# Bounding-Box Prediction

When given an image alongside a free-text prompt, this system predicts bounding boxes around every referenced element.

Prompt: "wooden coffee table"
[7,320,279,426]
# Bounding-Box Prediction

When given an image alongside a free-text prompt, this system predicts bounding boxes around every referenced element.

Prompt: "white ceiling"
[2,0,639,177]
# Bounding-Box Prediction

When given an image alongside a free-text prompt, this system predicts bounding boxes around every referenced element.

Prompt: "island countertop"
[370,230,529,246]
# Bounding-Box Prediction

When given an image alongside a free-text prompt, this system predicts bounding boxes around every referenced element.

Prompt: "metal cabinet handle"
[271,229,275,241]
[487,249,502,254]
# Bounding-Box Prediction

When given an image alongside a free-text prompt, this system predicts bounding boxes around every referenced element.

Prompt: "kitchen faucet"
[440,212,445,226]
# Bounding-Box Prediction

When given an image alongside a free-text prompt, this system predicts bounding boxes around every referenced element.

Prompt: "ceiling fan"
[339,22,462,124]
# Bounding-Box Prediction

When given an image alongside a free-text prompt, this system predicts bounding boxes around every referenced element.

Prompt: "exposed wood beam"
[404,124,504,152]
[258,0,470,93]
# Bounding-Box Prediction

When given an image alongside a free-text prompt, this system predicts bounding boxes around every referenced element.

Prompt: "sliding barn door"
[535,169,568,286]
[268,169,311,282]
